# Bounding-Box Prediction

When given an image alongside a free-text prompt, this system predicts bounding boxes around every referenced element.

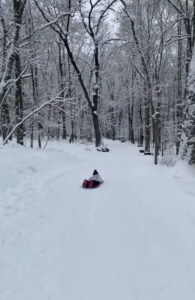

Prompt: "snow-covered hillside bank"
[0,140,195,300]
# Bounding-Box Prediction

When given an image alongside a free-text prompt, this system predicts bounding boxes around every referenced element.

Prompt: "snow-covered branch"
[3,88,68,145]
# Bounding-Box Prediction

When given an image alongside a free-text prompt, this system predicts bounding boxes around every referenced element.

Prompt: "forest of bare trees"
[0,0,195,165]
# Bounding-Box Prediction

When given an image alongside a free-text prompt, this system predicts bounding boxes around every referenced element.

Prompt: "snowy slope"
[0,140,195,300]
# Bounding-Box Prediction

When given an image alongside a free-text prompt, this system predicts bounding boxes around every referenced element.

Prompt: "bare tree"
[120,0,160,163]
[33,0,117,147]
[0,0,27,143]
[182,45,195,164]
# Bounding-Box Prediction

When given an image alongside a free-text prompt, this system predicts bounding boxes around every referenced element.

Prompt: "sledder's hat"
[93,170,98,175]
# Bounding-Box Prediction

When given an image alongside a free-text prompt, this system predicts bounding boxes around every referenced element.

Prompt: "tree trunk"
[64,38,101,146]
[1,102,10,140]
[58,43,67,139]
[183,45,195,164]
[92,112,101,147]
[92,43,102,146]
[185,0,192,78]
[128,101,134,143]
[15,53,24,145]
[176,16,183,155]
[13,0,27,145]
[154,111,160,165]
[144,92,151,153]
[30,120,34,148]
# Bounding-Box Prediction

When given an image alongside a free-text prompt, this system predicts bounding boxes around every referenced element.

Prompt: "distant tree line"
[0,0,194,164]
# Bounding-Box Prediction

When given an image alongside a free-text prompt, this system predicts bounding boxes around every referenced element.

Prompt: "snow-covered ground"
[0,140,195,300]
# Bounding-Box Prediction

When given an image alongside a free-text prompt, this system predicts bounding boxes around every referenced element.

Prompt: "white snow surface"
[0,140,195,300]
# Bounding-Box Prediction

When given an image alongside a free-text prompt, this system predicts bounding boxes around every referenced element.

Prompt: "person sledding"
[82,170,103,188]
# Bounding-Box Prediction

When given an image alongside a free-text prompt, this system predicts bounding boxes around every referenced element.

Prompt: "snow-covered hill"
[0,140,195,300]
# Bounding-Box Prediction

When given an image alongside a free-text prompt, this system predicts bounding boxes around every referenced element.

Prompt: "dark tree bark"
[0,4,12,139]
[1,102,10,140]
[176,17,183,155]
[128,69,135,143]
[183,46,195,164]
[92,42,101,146]
[128,101,134,144]
[58,42,67,139]
[13,0,27,145]
[138,100,144,147]
[15,53,24,145]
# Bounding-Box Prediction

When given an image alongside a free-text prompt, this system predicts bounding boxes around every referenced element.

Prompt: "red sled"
[82,180,103,189]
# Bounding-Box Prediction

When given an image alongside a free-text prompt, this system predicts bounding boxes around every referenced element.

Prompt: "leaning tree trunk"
[62,37,102,147]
